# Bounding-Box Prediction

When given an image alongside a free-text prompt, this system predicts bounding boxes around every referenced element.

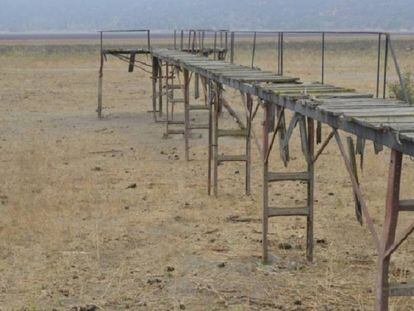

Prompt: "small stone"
[92,166,101,171]
[317,238,327,244]
[278,242,292,250]
[328,192,334,196]
[126,183,137,189]
[166,266,175,272]
[179,304,186,310]
[124,206,130,210]
[294,299,302,305]
[217,262,226,268]
[234,170,240,174]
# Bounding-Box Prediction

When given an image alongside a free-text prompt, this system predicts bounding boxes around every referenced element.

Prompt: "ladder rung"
[267,171,309,182]
[268,207,309,217]
[189,124,209,130]
[167,120,184,125]
[217,129,248,137]
[399,199,414,212]
[169,99,185,104]
[167,129,185,135]
[217,155,247,162]
[189,105,209,111]
[166,85,183,90]
[389,281,414,296]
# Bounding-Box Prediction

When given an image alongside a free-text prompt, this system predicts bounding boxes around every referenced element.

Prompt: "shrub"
[389,72,414,104]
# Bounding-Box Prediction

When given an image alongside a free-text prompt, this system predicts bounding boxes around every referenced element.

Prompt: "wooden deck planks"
[151,48,414,155]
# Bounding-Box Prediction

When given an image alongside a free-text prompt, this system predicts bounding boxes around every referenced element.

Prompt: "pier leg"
[306,118,315,262]
[208,80,213,195]
[245,94,253,196]
[262,102,270,263]
[97,52,104,119]
[375,149,402,311]
[194,73,200,99]
[151,56,159,122]
[165,62,170,136]
[158,60,163,117]
[183,69,190,161]
[213,82,220,197]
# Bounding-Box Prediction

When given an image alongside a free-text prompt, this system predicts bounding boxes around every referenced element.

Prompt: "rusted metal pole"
[375,149,402,311]
[376,33,382,98]
[230,32,235,64]
[262,102,270,263]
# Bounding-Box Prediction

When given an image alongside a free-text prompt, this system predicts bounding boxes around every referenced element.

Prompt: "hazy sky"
[0,0,413,32]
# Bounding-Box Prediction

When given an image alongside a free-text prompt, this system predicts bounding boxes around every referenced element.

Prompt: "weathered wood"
[375,150,402,311]
[347,137,363,225]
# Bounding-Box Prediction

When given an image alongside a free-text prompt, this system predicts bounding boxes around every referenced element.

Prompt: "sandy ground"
[0,41,413,310]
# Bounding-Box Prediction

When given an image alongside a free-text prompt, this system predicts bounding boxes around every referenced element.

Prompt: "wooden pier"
[98,30,414,310]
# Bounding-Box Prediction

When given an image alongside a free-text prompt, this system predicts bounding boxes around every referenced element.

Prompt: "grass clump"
[389,72,414,104]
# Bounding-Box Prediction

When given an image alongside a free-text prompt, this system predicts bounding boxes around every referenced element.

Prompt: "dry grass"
[0,37,413,310]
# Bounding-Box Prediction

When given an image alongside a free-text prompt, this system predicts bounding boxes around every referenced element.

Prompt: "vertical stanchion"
[230,32,235,64]
[213,82,220,196]
[246,94,253,195]
[383,35,389,99]
[375,149,402,311]
[262,102,270,263]
[158,60,163,117]
[251,32,257,68]
[321,32,325,84]
[151,57,158,121]
[97,31,104,119]
[306,118,315,262]
[376,33,382,98]
[184,69,190,161]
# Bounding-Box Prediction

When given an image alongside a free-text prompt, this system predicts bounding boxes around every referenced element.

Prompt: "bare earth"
[0,40,413,310]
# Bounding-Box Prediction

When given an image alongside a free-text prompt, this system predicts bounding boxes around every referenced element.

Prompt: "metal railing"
[229,30,411,104]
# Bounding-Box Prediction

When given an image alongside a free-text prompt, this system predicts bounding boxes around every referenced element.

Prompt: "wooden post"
[208,80,213,195]
[375,149,403,311]
[184,69,190,161]
[213,82,220,197]
[194,73,200,99]
[151,56,158,122]
[306,118,315,262]
[97,32,104,119]
[165,62,170,135]
[246,94,253,196]
[158,60,163,117]
[262,102,270,263]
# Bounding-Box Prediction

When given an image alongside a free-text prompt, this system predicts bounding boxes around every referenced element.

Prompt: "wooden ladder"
[262,108,315,263]
[208,83,252,196]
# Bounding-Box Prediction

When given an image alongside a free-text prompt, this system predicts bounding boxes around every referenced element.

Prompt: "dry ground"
[0,37,413,310]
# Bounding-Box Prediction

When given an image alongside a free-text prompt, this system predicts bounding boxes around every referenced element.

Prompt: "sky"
[0,0,413,32]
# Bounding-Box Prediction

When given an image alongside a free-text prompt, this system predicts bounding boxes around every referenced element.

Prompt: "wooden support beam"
[399,199,414,211]
[184,69,190,161]
[151,56,159,122]
[262,102,270,263]
[97,51,104,119]
[246,94,253,196]
[306,118,315,262]
[334,130,380,250]
[375,149,402,311]
[158,60,163,117]
[347,137,363,225]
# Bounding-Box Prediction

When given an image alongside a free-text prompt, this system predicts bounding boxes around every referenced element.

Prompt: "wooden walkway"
[99,45,414,310]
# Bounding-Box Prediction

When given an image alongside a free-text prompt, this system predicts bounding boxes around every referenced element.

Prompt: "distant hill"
[1,0,414,32]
